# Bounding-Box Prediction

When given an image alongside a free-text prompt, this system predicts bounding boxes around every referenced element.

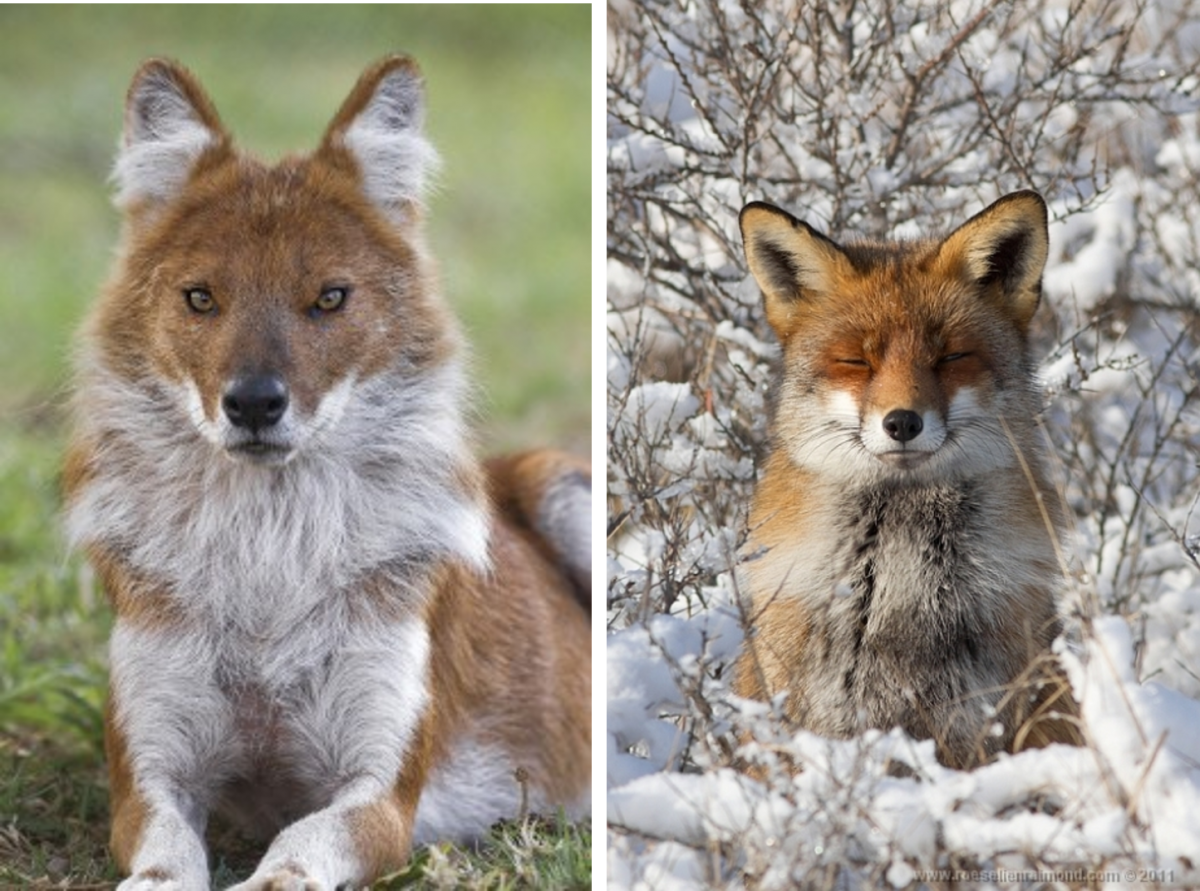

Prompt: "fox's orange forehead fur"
[795,242,1024,415]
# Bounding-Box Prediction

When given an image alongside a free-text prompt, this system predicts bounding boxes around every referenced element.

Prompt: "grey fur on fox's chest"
[789,481,1060,757]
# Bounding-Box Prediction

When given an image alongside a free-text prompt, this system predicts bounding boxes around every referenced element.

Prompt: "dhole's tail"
[486,450,592,608]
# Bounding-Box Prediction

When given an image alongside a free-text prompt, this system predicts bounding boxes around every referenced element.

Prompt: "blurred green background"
[0,5,590,885]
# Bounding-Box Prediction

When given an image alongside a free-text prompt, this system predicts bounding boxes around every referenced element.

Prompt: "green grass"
[0,6,590,888]
[387,816,592,890]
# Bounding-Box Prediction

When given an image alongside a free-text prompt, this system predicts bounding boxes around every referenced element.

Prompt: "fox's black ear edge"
[739,202,839,249]
[998,188,1047,206]
[740,200,789,217]
[991,189,1049,225]
[739,201,801,232]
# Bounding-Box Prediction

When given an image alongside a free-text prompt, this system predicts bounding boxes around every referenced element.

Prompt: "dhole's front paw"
[117,872,201,891]
[225,867,322,891]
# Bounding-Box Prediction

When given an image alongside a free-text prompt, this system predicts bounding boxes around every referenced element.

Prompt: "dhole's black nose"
[882,409,923,443]
[223,374,289,432]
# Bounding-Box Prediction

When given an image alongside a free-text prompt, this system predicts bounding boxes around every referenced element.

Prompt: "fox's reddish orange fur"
[65,57,590,890]
[733,192,1081,770]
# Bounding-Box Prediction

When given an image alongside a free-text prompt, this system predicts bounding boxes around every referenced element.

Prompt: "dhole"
[733,192,1082,770]
[64,57,590,889]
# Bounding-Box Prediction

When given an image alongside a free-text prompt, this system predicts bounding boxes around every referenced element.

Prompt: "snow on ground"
[607,427,1200,886]
[608,0,1200,886]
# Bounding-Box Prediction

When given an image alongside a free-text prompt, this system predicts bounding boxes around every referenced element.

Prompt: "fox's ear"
[740,202,851,338]
[935,191,1049,327]
[318,55,440,221]
[113,59,230,209]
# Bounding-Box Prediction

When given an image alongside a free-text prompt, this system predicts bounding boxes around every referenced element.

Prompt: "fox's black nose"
[882,409,923,443]
[223,374,289,431]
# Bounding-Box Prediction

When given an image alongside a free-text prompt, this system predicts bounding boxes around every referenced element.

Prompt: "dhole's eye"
[183,287,216,314]
[837,358,871,368]
[939,352,970,364]
[312,286,350,316]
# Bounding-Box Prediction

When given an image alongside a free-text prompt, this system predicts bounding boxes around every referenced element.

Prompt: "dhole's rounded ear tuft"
[113,58,230,210]
[935,190,1050,328]
[319,55,441,222]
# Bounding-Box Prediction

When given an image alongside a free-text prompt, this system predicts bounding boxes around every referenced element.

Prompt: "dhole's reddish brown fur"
[65,57,590,890]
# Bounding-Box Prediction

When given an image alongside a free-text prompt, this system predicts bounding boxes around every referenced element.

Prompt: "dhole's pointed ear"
[740,202,851,338]
[113,59,230,209]
[935,190,1049,327]
[318,55,440,220]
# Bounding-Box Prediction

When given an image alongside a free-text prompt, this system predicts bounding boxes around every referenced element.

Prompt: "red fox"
[733,192,1082,770]
[64,57,590,889]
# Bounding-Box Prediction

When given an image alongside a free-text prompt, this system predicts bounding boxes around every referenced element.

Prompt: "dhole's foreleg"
[485,450,591,604]
[107,621,226,891]
[225,616,433,889]
[109,779,209,891]
[108,610,436,889]
[225,782,415,891]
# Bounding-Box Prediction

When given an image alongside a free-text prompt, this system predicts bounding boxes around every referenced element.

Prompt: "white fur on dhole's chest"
[72,352,502,840]
[109,612,431,833]
[68,357,488,628]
